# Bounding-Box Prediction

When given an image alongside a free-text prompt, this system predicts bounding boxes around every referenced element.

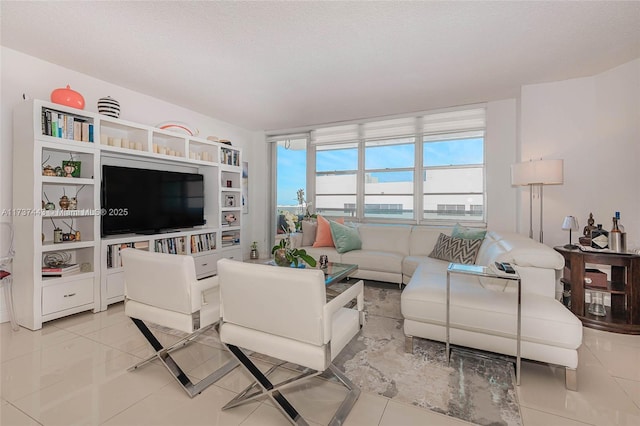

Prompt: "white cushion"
[409,226,452,255]
[358,225,411,254]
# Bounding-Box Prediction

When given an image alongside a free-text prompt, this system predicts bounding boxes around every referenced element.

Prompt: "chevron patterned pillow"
[428,233,482,264]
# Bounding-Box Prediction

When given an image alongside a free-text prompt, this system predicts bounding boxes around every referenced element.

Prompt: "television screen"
[101,165,205,236]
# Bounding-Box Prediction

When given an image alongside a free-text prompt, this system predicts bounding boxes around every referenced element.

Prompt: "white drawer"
[42,278,94,315]
[194,253,218,279]
[106,272,124,299]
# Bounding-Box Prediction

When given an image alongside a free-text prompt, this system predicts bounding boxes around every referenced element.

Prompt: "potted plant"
[271,238,317,268]
[250,241,259,259]
[272,210,317,267]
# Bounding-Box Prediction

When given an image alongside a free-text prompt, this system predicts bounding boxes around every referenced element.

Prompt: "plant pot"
[273,248,290,267]
[250,249,259,260]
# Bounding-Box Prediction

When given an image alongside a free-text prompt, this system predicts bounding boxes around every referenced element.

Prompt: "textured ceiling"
[2,1,639,131]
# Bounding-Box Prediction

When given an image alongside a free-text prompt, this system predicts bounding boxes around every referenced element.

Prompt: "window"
[364,137,415,219]
[269,105,486,225]
[423,133,484,222]
[315,142,358,218]
[271,136,308,229]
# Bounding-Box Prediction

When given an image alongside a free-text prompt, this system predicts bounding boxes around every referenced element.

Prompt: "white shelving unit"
[100,229,219,309]
[12,100,243,329]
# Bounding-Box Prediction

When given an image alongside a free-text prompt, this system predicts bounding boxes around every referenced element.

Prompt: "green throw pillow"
[429,233,482,264]
[329,220,362,254]
[451,223,487,240]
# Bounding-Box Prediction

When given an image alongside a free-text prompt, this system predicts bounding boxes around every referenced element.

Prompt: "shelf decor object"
[511,158,564,243]
[562,216,579,249]
[97,96,120,118]
[50,85,85,110]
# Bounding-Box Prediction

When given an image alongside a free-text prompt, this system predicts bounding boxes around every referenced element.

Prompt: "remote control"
[502,262,516,274]
[495,261,515,274]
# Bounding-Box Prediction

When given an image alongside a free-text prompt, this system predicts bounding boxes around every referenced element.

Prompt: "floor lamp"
[511,159,563,243]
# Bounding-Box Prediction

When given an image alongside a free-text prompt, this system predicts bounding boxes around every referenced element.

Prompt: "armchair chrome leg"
[327,364,360,426]
[224,344,309,425]
[129,318,237,398]
[404,335,414,353]
[565,367,577,391]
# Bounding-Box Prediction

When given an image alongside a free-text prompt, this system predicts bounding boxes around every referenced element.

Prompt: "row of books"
[42,263,80,277]
[221,234,240,247]
[220,148,239,166]
[42,108,95,142]
[191,233,216,253]
[155,237,187,255]
[106,241,150,268]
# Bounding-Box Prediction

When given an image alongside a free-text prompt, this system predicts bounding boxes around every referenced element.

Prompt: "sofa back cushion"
[358,224,411,254]
[409,226,452,255]
[301,220,317,246]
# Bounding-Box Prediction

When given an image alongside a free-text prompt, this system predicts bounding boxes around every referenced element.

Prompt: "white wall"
[486,98,518,232]
[0,47,262,323]
[519,58,640,250]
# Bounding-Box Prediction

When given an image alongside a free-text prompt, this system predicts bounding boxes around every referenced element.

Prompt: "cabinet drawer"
[194,253,218,279]
[106,272,125,299]
[42,278,94,315]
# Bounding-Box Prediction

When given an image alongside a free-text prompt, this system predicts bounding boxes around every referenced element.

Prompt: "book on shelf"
[40,107,94,142]
[42,263,80,276]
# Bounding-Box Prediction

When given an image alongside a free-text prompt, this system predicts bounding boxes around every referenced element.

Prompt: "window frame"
[268,104,487,228]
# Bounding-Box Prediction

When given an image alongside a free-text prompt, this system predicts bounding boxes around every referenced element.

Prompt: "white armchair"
[121,248,237,397]
[217,258,364,426]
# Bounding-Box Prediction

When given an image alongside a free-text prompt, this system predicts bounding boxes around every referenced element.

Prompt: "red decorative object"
[50,85,85,110]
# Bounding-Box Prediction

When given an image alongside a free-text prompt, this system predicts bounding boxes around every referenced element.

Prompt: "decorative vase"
[51,85,85,110]
[273,248,289,267]
[97,96,121,118]
[250,248,259,260]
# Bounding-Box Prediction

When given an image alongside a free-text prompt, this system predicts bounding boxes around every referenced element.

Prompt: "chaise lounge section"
[293,222,583,389]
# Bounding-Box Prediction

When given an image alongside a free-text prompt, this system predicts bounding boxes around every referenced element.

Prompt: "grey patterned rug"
[331,282,522,426]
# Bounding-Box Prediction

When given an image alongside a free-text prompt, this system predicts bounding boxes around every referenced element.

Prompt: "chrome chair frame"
[0,222,19,331]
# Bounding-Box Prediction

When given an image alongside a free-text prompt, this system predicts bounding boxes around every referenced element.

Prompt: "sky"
[277,138,483,206]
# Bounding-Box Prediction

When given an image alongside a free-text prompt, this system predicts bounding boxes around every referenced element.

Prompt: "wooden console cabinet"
[555,246,640,334]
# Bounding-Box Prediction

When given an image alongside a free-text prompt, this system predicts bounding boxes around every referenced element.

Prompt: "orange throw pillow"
[312,215,344,247]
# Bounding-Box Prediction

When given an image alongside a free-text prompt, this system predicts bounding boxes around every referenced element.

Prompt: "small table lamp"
[562,216,579,249]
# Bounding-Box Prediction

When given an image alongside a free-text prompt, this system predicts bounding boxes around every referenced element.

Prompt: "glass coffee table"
[247,260,358,299]
[323,262,359,301]
[322,262,358,286]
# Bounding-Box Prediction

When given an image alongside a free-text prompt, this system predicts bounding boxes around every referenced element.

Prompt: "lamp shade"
[562,215,579,231]
[511,159,564,186]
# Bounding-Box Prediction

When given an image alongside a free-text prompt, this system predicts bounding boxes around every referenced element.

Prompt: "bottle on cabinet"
[609,214,626,253]
[615,211,625,232]
[591,224,609,249]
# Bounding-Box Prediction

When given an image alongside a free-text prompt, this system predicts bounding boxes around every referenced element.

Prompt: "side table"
[555,246,640,334]
[446,263,522,385]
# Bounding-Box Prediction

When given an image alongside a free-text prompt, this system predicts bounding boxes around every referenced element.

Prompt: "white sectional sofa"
[291,223,583,389]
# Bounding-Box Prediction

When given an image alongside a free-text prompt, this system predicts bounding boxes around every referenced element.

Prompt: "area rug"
[331,282,522,426]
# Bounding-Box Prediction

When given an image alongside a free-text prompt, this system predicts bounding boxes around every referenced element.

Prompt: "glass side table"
[446,263,523,385]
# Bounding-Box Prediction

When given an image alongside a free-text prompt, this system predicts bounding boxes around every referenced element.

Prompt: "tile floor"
[1,303,639,426]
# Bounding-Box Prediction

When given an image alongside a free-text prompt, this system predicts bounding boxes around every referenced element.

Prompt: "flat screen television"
[101,165,205,236]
